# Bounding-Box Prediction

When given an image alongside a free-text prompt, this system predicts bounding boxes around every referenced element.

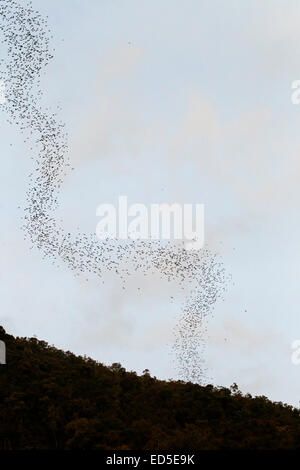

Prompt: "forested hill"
[0,326,299,450]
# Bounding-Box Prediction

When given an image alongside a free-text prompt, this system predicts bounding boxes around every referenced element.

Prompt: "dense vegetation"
[0,326,299,450]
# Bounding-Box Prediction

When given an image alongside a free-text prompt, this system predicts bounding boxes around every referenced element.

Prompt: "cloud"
[208,314,280,352]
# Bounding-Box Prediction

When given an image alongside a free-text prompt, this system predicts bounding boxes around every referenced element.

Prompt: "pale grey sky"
[1,0,300,405]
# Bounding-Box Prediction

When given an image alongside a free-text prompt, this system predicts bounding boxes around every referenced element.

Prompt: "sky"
[1,0,300,405]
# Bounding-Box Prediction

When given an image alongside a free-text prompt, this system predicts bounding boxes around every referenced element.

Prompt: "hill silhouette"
[0,326,299,450]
